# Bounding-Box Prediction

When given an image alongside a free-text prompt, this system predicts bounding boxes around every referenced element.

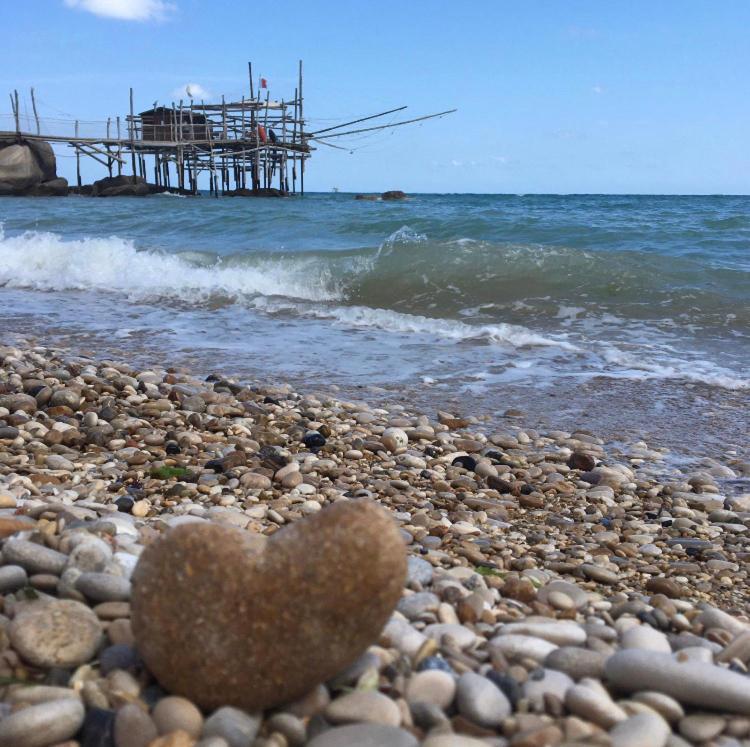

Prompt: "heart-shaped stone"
[131,500,406,711]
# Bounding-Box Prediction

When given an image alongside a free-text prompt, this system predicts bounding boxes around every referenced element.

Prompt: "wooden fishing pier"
[3,62,456,197]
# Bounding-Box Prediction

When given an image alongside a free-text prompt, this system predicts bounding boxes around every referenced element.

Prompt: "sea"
[1,193,748,470]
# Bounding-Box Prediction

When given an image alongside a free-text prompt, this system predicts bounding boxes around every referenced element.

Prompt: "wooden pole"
[298,61,305,195]
[106,117,113,177]
[129,87,137,183]
[74,120,82,187]
[30,87,40,135]
[13,90,20,135]
[263,91,270,189]
[249,62,259,191]
[292,86,298,194]
[116,116,123,176]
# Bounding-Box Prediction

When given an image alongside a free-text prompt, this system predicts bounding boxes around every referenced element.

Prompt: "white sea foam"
[0,228,342,303]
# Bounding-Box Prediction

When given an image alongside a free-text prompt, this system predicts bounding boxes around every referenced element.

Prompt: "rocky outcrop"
[91,175,150,197]
[224,187,286,197]
[0,135,67,196]
[355,191,408,201]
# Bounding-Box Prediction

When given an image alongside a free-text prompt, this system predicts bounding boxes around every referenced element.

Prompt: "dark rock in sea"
[25,177,69,196]
[224,187,286,197]
[92,175,150,197]
[0,138,66,195]
[381,190,407,200]
[354,194,378,201]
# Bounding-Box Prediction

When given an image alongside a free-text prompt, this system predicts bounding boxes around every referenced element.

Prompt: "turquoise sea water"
[1,193,748,460]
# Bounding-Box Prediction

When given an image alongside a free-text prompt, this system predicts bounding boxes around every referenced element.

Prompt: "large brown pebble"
[131,500,406,712]
[646,577,685,599]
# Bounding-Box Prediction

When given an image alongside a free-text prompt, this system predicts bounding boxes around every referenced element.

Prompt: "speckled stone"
[9,599,103,669]
[131,500,406,711]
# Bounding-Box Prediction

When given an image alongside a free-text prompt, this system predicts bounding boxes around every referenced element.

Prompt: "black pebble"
[452,455,477,471]
[303,432,326,450]
[79,707,116,747]
[165,441,181,455]
[115,495,134,513]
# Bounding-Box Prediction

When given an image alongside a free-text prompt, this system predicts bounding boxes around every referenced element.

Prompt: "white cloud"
[592,85,604,95]
[171,83,212,100]
[63,0,175,21]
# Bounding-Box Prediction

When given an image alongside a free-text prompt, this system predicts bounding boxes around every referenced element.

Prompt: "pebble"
[306,724,418,747]
[621,624,672,653]
[76,571,132,601]
[152,695,204,737]
[609,712,671,747]
[3,538,68,574]
[0,564,28,593]
[9,599,103,668]
[678,713,727,742]
[201,707,262,747]
[325,690,401,726]
[605,650,750,713]
[501,620,587,646]
[113,703,158,747]
[131,500,406,711]
[456,672,511,728]
[545,646,607,680]
[405,670,457,709]
[0,698,85,747]
[580,563,620,585]
[406,556,433,587]
[490,634,558,662]
[565,683,628,728]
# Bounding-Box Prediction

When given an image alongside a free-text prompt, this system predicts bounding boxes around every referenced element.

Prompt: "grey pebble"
[0,564,28,593]
[406,556,433,587]
[0,698,84,747]
[306,724,418,747]
[456,671,511,729]
[545,646,608,680]
[202,706,261,747]
[3,538,67,575]
[76,571,132,601]
[605,650,750,714]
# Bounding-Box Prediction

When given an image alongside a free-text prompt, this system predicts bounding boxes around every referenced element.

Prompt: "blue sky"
[2,0,749,193]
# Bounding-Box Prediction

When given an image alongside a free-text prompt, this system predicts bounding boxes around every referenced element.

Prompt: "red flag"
[260,78,267,89]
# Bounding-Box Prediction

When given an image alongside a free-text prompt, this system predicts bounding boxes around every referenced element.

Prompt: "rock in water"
[131,500,406,711]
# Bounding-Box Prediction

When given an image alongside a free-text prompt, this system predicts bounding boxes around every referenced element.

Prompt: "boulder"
[355,194,378,201]
[381,190,407,200]
[92,175,150,197]
[0,144,43,191]
[26,140,57,180]
[26,177,69,196]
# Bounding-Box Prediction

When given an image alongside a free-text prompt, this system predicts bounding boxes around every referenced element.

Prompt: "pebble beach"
[1,342,749,747]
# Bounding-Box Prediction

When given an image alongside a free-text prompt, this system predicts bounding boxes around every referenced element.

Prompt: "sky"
[2,0,749,194]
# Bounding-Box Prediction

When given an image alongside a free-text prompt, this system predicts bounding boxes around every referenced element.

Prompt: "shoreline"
[1,341,750,745]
